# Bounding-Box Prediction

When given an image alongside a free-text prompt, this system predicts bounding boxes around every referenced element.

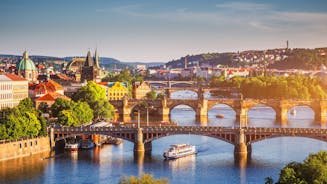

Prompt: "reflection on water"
[0,151,50,184]
[1,91,327,184]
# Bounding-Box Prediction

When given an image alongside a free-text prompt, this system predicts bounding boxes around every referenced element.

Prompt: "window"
[30,142,33,146]
[25,143,27,147]
[35,141,37,145]
[19,143,22,149]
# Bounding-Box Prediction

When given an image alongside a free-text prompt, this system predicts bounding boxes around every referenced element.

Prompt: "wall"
[0,137,50,162]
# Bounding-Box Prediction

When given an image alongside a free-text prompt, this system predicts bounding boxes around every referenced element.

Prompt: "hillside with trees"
[210,75,327,99]
[165,47,327,70]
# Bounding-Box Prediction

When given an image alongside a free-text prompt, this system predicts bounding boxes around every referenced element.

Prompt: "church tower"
[17,51,38,82]
[81,49,101,82]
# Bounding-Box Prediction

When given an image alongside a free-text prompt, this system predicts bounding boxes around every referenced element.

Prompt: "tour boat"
[163,144,197,159]
[79,139,95,149]
[216,114,224,118]
[64,142,79,151]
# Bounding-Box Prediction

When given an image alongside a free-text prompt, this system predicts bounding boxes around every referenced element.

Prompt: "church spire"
[85,50,93,67]
[94,48,100,69]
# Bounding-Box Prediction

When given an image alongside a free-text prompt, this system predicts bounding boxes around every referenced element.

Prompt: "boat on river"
[79,139,95,149]
[65,142,79,151]
[163,144,197,159]
[290,109,297,115]
[216,114,224,118]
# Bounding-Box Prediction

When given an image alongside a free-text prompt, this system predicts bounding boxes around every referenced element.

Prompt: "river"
[1,91,327,184]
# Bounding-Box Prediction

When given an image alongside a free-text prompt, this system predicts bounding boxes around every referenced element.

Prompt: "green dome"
[18,51,36,71]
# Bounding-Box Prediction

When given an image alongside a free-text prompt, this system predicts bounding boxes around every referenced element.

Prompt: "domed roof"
[18,51,36,71]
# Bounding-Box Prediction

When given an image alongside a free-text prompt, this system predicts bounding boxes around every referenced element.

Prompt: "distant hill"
[166,47,327,70]
[0,54,163,70]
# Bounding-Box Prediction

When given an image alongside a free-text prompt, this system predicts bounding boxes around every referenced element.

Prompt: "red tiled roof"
[4,73,27,81]
[35,92,70,102]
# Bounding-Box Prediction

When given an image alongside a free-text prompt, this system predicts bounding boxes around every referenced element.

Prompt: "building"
[17,51,38,82]
[81,50,101,82]
[100,82,129,100]
[132,81,152,99]
[29,80,64,99]
[0,73,28,110]
[35,92,70,108]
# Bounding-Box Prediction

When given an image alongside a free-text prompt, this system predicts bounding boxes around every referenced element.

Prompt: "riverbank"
[0,137,50,161]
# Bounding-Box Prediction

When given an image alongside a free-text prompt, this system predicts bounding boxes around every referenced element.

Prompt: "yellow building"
[132,81,152,99]
[0,73,28,109]
[107,82,129,100]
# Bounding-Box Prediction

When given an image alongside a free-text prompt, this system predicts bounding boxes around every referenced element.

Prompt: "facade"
[132,81,151,99]
[0,73,28,109]
[81,50,101,82]
[106,82,129,100]
[17,51,38,82]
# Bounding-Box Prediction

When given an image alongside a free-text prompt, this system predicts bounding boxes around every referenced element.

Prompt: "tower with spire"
[81,49,102,82]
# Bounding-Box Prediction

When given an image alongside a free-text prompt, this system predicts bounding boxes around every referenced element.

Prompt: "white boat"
[79,139,95,149]
[65,142,79,151]
[163,144,197,159]
[290,109,297,115]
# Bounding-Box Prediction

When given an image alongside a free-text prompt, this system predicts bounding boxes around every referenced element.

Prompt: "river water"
[1,91,327,184]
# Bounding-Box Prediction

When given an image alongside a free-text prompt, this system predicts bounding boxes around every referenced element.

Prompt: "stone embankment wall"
[0,137,50,161]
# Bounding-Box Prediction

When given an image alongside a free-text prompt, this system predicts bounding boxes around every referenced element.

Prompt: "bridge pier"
[49,127,55,150]
[234,129,251,165]
[133,128,152,154]
[161,107,170,122]
[236,108,248,127]
[315,102,327,126]
[276,105,288,126]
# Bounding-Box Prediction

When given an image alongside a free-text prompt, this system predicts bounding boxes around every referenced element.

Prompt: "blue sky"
[1,0,327,62]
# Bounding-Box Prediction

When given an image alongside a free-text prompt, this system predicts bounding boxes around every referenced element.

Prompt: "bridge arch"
[247,104,277,126]
[54,132,135,143]
[143,132,235,145]
[248,135,327,145]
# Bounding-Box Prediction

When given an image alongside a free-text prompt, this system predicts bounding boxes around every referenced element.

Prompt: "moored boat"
[216,114,224,118]
[104,137,123,145]
[163,144,197,159]
[65,142,79,151]
[80,139,95,149]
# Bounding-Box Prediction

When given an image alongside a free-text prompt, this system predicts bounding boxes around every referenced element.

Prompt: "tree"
[38,102,49,114]
[73,101,94,124]
[51,98,73,117]
[146,90,157,100]
[119,174,168,184]
[72,81,115,120]
[57,110,78,127]
[275,151,327,184]
[264,177,274,184]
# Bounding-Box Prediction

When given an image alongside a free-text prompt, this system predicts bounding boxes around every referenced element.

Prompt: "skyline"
[1,0,327,62]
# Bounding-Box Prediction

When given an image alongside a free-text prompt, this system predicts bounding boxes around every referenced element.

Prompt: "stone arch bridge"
[51,126,327,162]
[110,98,327,126]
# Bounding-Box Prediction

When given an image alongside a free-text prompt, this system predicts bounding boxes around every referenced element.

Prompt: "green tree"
[276,151,327,184]
[73,101,94,124]
[38,102,49,114]
[51,98,73,117]
[264,177,274,184]
[146,90,157,100]
[119,174,169,184]
[57,110,78,127]
[72,81,115,120]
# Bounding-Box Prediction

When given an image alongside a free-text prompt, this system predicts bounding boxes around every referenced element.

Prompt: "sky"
[1,0,327,62]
